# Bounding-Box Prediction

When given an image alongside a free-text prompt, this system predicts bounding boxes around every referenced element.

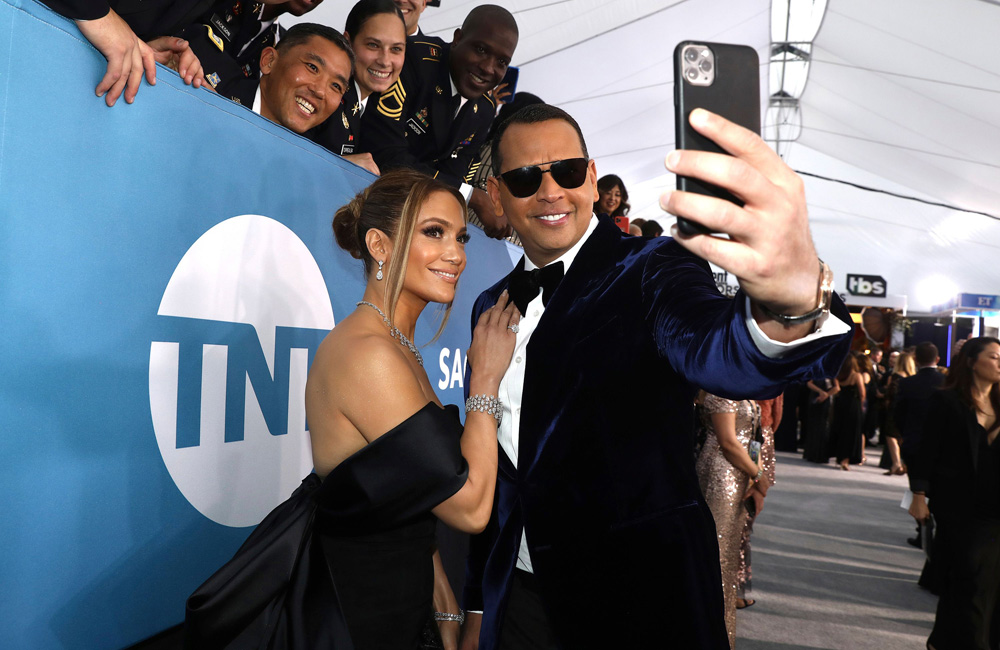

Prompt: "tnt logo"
[149,216,334,527]
[846,274,886,298]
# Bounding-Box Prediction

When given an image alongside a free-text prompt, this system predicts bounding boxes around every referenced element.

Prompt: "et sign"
[847,274,887,298]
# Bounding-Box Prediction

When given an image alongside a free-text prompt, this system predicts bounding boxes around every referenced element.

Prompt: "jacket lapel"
[432,53,454,153]
[518,217,621,471]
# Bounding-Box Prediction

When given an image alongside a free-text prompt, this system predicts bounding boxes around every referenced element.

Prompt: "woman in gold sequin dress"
[696,393,766,649]
[736,395,782,609]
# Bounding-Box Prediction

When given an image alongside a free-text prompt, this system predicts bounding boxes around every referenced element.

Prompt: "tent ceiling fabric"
[296,0,1000,314]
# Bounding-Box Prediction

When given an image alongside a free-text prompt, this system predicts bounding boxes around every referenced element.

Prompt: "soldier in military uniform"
[176,0,326,106]
[306,0,406,175]
[361,4,517,237]
[243,23,353,138]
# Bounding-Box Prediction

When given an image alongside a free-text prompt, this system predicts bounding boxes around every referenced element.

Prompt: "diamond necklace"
[356,301,423,366]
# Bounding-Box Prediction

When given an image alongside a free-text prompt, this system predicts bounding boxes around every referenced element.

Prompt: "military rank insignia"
[206,72,221,88]
[232,1,241,15]
[473,104,478,114]
[351,102,360,116]
[342,112,350,129]
[377,79,406,120]
[435,85,444,95]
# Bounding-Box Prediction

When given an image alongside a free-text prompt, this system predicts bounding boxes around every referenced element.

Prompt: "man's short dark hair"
[276,23,356,69]
[640,220,663,237]
[462,4,518,38]
[491,104,589,175]
[915,341,939,366]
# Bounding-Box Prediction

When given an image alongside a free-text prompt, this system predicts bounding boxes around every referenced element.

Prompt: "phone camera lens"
[684,48,699,63]
[699,59,713,73]
[685,68,699,81]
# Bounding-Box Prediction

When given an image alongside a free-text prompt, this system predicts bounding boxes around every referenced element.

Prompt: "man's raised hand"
[659,108,822,339]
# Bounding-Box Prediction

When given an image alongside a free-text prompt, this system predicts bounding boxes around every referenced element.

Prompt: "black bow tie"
[508,262,565,313]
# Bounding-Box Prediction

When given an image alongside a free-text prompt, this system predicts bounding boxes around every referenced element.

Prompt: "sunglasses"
[498,157,590,198]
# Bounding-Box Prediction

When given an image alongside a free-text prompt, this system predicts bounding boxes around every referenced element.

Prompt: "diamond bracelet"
[434,610,466,625]
[466,394,503,425]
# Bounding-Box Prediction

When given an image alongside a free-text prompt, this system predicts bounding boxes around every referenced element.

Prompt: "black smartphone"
[673,41,760,236]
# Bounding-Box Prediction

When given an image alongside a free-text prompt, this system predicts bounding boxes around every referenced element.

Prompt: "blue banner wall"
[0,1,519,647]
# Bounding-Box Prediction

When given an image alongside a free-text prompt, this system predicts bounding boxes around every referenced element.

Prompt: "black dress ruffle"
[184,403,469,649]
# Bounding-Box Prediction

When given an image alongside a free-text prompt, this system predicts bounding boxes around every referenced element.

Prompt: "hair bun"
[332,190,368,259]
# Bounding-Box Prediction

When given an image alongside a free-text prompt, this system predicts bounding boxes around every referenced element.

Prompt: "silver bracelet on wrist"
[434,610,465,625]
[466,394,502,425]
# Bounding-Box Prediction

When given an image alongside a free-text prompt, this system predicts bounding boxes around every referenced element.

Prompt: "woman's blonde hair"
[893,351,916,377]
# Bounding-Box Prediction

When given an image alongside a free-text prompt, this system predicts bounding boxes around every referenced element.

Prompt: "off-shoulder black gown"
[184,403,468,650]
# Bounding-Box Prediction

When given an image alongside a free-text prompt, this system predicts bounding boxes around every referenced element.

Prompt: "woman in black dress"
[909,337,1000,650]
[830,354,865,470]
[802,377,838,463]
[881,351,915,475]
[185,170,519,649]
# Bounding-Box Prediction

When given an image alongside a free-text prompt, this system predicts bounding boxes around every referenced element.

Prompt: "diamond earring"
[376,259,384,281]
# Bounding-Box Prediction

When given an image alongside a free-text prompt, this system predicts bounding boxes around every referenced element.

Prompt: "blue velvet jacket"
[463,216,852,649]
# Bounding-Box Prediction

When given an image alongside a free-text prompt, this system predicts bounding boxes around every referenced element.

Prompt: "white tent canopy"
[297,0,1000,313]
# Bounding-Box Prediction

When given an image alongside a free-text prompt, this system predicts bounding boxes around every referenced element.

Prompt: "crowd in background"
[769,337,1000,649]
[42,0,665,243]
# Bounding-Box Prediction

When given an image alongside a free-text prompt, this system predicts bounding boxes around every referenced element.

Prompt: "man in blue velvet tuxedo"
[457,104,853,650]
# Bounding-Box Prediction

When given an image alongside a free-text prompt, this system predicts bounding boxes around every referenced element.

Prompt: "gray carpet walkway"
[736,450,938,649]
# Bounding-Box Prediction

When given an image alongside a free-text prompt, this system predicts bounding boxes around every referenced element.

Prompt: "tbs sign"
[847,274,886,298]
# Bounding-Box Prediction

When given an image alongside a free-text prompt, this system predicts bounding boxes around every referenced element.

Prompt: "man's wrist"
[755,259,833,327]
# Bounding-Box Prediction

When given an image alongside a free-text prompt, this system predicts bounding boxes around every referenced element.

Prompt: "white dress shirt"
[497,215,850,574]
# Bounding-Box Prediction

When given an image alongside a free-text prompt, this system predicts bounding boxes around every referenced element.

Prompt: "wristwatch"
[757,259,834,326]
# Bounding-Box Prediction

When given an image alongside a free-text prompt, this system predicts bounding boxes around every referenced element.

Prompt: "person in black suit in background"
[362,4,518,238]
[897,341,946,548]
[908,337,1000,650]
[897,342,946,476]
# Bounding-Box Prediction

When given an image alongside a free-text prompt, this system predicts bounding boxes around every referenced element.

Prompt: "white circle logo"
[149,216,334,527]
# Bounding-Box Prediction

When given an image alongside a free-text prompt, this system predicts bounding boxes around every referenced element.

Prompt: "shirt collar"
[524,214,599,272]
[252,83,262,115]
[449,77,468,113]
[355,79,369,115]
